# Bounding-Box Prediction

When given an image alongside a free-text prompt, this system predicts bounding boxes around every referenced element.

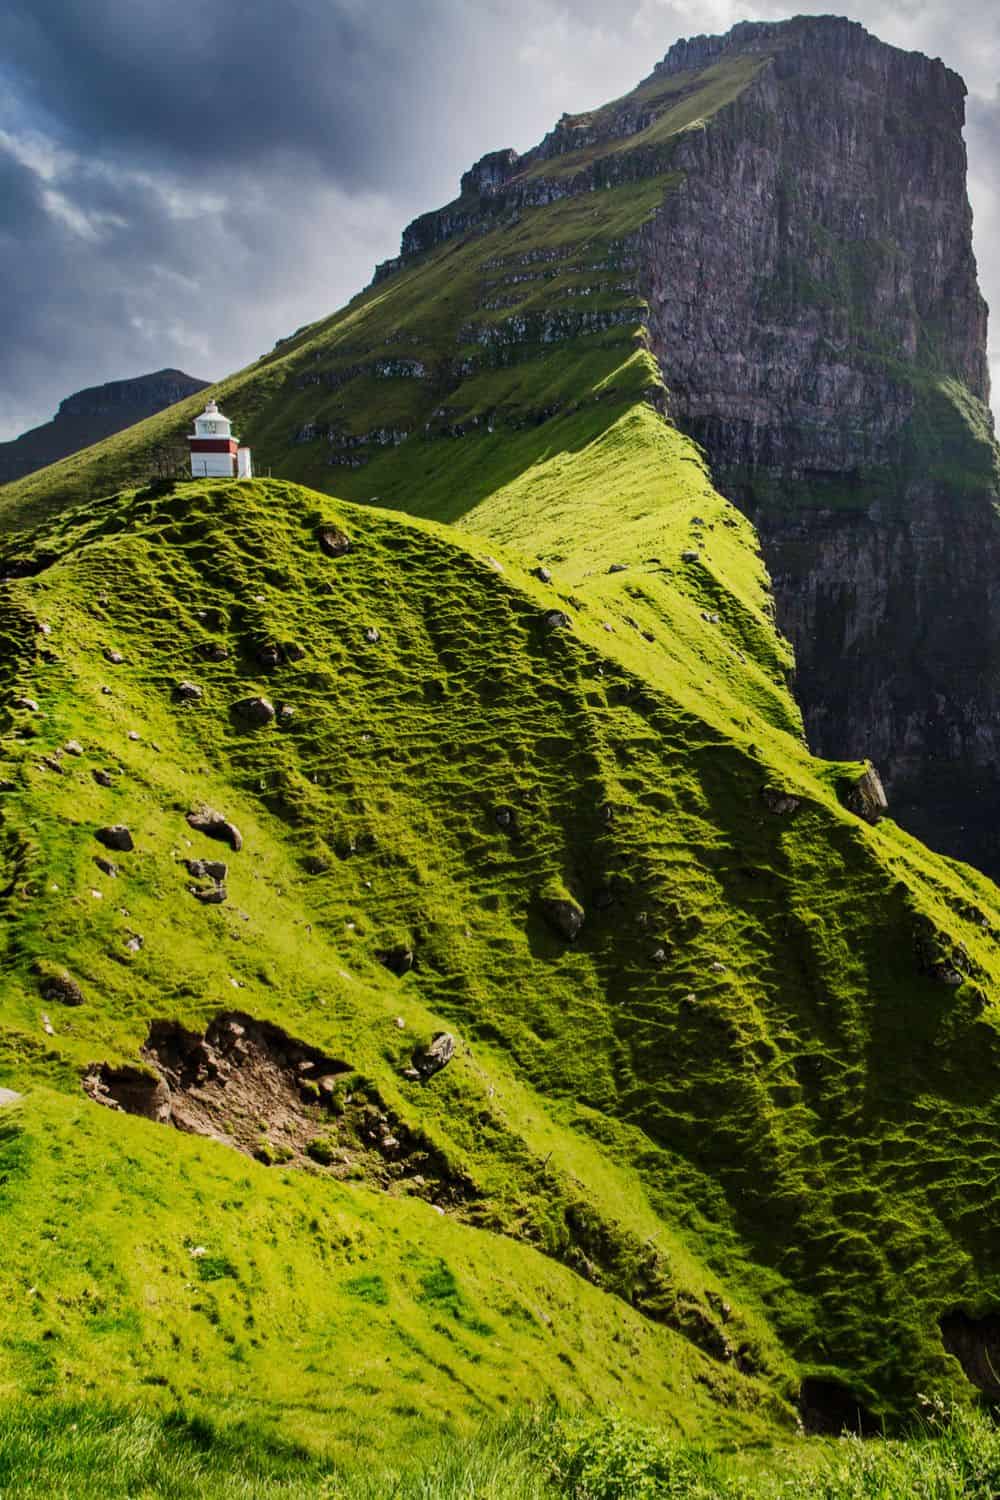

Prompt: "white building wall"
[237,447,253,479]
[190,452,236,478]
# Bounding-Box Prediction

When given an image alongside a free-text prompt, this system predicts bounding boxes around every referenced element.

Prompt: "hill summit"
[3,17,1000,1486]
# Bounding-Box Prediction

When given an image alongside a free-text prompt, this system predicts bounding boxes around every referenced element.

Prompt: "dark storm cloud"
[1,1,999,441]
[0,0,528,191]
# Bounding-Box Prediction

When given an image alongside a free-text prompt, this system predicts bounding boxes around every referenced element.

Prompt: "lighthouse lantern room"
[188,399,253,480]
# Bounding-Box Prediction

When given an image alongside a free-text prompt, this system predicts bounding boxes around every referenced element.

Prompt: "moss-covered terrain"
[4,24,1000,1494]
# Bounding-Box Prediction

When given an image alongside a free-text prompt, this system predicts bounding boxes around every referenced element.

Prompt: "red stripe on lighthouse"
[189,439,239,454]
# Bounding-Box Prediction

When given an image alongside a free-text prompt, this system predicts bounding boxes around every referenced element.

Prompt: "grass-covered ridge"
[4,414,1000,1461]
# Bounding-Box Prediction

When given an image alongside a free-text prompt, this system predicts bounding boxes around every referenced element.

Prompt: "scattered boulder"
[278,704,296,726]
[186,806,243,852]
[198,641,229,662]
[174,681,203,702]
[608,563,628,574]
[533,565,552,584]
[0,1088,22,1108]
[95,824,134,852]
[840,763,888,825]
[378,945,414,977]
[541,892,585,941]
[34,963,85,1007]
[231,696,275,729]
[494,805,518,833]
[317,524,351,557]
[184,859,228,882]
[913,914,972,987]
[257,644,283,669]
[64,740,84,756]
[761,785,801,816]
[192,884,228,905]
[364,627,380,644]
[412,1032,455,1081]
[285,642,306,662]
[195,607,227,630]
[93,856,117,877]
[543,610,570,632]
[92,769,114,787]
[681,550,700,563]
[13,697,39,712]
[104,649,125,665]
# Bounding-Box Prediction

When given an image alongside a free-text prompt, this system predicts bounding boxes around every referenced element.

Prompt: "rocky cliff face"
[0,368,208,485]
[637,16,1000,871]
[379,14,1000,873]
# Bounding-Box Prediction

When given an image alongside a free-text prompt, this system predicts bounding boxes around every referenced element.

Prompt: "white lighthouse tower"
[188,399,253,480]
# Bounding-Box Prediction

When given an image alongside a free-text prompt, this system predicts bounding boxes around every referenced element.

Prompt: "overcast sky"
[1,0,998,440]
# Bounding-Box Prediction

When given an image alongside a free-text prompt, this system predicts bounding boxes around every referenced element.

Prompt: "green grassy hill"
[4,32,1000,1497]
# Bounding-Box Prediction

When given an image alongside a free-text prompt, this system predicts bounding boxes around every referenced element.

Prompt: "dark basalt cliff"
[382,15,1000,873]
[639,17,1000,871]
[0,368,208,485]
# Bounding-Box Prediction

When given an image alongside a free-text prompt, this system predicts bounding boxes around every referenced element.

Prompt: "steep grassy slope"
[5,416,1000,1460]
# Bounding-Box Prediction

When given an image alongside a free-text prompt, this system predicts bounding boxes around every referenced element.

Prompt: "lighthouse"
[188,399,253,480]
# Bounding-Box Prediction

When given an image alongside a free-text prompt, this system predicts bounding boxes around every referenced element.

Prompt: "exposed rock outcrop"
[634,17,1000,872]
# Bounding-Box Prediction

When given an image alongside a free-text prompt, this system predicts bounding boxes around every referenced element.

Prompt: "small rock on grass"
[412,1032,455,1081]
[377,945,414,977]
[541,894,584,941]
[34,963,84,1007]
[317,525,352,557]
[231,696,275,729]
[191,884,227,905]
[96,824,134,852]
[186,806,243,852]
[198,642,229,662]
[184,858,227,882]
[840,763,888,826]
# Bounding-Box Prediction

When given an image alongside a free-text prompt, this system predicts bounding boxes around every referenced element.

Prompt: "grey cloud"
[2,0,999,440]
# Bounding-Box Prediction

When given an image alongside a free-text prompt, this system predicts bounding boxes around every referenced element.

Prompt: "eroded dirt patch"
[84,1010,470,1207]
